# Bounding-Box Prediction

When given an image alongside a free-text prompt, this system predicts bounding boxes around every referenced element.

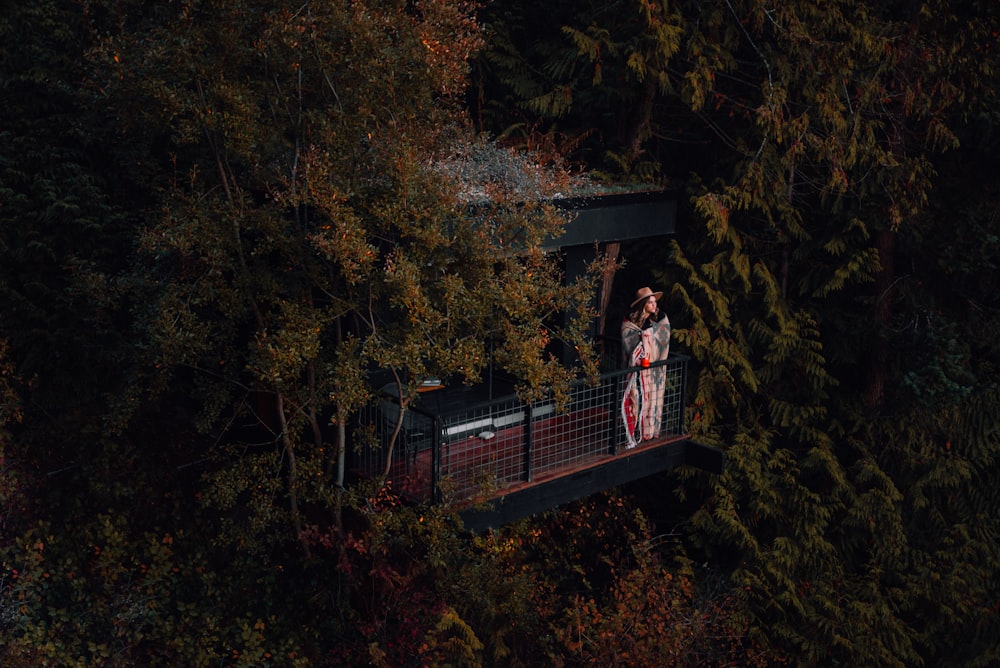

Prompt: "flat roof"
[546,190,677,249]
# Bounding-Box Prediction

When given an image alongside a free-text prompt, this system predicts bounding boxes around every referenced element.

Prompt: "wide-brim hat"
[631,286,663,308]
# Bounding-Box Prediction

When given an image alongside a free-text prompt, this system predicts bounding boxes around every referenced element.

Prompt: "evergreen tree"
[0,0,130,462]
[476,0,1000,664]
[4,0,999,664]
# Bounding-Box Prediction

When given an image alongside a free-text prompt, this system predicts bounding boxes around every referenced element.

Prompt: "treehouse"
[350,189,725,531]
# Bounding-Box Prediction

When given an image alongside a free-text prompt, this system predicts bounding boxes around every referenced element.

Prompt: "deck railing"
[353,355,690,504]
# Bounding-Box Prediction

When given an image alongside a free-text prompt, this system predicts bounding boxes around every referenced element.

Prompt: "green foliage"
[3,0,1000,665]
[0,340,22,432]
[76,0,601,564]
[899,318,975,408]
[473,0,689,178]
[847,383,1000,668]
[0,516,307,667]
[554,561,764,667]
[489,494,766,666]
[618,1,1000,665]
[0,341,31,546]
[0,0,132,465]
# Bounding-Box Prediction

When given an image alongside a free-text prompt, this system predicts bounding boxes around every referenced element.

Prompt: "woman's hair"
[628,298,651,325]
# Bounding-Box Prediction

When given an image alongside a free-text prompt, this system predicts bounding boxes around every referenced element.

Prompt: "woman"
[620,287,671,448]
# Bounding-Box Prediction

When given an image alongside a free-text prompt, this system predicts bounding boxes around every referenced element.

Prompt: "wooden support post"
[431,416,441,503]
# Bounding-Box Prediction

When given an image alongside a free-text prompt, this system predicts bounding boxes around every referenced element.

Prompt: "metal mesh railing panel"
[613,357,686,450]
[438,396,526,500]
[352,356,689,504]
[661,358,686,434]
[352,396,437,500]
[530,380,616,477]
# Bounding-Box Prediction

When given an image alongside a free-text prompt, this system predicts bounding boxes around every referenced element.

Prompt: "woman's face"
[644,296,657,315]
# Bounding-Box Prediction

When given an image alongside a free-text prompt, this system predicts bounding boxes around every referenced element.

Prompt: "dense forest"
[2,0,999,666]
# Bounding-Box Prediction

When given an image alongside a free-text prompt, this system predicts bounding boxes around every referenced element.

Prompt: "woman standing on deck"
[621,287,671,448]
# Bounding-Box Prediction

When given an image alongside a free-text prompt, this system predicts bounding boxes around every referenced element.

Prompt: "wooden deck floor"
[459,432,696,531]
[470,431,689,496]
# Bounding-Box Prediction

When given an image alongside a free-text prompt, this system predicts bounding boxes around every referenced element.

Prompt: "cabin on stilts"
[350,190,725,531]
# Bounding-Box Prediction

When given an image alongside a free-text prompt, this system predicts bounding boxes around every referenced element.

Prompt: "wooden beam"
[683,440,726,475]
[460,438,726,531]
[461,439,680,531]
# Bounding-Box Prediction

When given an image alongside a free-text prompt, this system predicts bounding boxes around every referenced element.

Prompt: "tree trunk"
[597,242,620,337]
[276,390,310,557]
[865,228,896,409]
[382,371,408,479]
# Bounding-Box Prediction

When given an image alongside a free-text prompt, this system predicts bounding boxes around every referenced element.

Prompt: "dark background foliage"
[3,0,999,666]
